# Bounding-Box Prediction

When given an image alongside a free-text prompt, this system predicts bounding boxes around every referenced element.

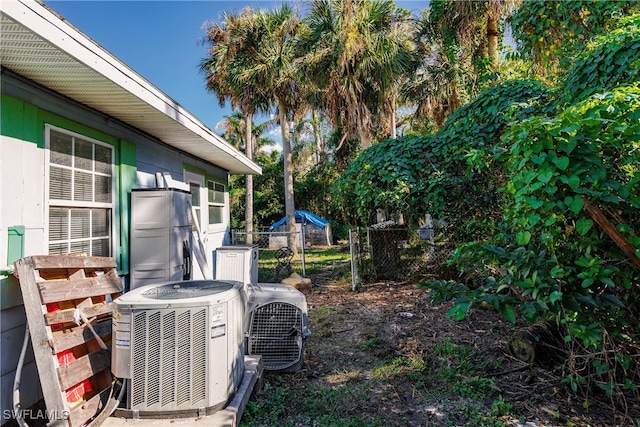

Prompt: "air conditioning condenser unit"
[111,280,246,416]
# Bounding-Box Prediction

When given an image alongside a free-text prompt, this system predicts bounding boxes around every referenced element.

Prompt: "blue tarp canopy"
[270,210,329,230]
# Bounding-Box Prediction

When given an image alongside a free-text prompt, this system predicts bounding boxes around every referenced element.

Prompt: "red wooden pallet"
[15,256,123,427]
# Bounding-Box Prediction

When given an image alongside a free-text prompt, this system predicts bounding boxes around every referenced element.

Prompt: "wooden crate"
[15,256,123,427]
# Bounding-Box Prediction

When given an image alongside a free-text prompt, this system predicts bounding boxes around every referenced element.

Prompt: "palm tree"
[217,111,278,159]
[219,112,279,232]
[200,8,270,244]
[231,4,306,254]
[299,0,415,161]
[427,0,519,75]
[401,9,463,130]
[401,0,518,132]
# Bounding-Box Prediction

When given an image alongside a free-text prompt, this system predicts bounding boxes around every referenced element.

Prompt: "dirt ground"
[257,275,640,427]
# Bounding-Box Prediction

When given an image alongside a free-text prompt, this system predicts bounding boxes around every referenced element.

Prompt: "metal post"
[349,229,357,291]
[300,222,306,277]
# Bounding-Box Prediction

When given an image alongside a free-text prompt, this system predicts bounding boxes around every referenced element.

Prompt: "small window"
[207,180,225,225]
[47,127,113,256]
[190,182,202,230]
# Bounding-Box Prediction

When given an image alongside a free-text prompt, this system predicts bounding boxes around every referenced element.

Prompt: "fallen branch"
[582,196,640,270]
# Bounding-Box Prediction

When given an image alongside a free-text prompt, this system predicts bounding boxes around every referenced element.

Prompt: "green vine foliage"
[559,13,640,106]
[509,0,640,80]
[422,14,640,404]
[440,14,640,335]
[334,79,551,240]
[453,86,640,330]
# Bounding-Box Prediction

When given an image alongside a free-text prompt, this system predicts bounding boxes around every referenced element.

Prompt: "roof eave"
[0,0,261,176]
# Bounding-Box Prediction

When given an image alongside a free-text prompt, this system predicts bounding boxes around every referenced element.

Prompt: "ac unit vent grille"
[191,309,207,403]
[131,311,147,408]
[129,308,208,411]
[248,302,303,370]
[147,311,161,406]
[161,311,176,406]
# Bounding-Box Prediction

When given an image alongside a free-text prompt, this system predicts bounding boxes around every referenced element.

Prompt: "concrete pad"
[101,356,263,427]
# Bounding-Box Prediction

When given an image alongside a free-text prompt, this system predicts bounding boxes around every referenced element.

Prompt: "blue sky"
[45,1,427,135]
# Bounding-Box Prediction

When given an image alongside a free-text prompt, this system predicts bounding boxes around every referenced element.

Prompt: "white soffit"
[0,0,261,175]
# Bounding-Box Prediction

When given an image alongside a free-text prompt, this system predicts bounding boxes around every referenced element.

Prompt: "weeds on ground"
[241,338,517,426]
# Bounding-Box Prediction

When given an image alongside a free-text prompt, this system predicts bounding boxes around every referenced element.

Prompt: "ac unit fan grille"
[130,308,207,410]
[248,302,303,370]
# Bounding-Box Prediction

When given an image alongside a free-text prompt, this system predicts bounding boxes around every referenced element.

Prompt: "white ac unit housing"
[111,280,246,415]
[212,245,311,373]
[214,245,259,285]
[245,283,311,372]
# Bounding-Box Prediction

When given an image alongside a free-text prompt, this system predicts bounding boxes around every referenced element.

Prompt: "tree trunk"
[280,105,297,254]
[487,15,500,73]
[357,106,371,149]
[390,95,397,139]
[312,109,323,165]
[245,111,254,245]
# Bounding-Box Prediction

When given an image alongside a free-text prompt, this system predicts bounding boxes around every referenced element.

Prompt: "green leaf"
[550,291,563,303]
[500,304,517,324]
[565,196,585,213]
[516,231,532,245]
[526,196,544,209]
[538,169,553,183]
[520,302,538,322]
[559,138,578,154]
[560,123,581,135]
[581,277,595,288]
[567,175,580,190]
[601,293,624,308]
[531,153,546,165]
[575,218,594,235]
[553,156,570,171]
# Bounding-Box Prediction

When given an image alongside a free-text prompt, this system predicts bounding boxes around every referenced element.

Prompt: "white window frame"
[45,125,115,257]
[206,179,227,232]
[184,170,205,232]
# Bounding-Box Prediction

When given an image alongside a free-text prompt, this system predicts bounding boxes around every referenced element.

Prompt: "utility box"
[214,244,259,285]
[130,188,192,290]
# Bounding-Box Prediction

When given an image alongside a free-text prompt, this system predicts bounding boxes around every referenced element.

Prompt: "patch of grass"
[428,339,498,400]
[357,336,383,351]
[243,377,382,427]
[369,355,428,385]
[257,246,351,282]
[241,382,289,426]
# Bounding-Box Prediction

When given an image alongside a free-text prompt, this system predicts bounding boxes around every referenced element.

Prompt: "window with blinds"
[207,180,225,225]
[47,127,113,256]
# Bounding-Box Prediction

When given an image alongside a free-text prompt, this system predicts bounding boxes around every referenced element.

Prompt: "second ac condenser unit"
[111,280,245,416]
[245,283,311,372]
[214,245,258,285]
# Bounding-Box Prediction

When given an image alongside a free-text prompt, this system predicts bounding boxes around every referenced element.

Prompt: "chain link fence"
[349,225,456,290]
[230,224,456,288]
[230,229,308,281]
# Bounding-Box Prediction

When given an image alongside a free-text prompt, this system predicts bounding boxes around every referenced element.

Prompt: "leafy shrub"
[422,14,640,410]
[334,79,551,240]
[509,0,640,79]
[559,14,640,105]
[481,85,639,335]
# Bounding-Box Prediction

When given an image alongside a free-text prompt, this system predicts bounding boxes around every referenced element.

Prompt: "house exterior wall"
[0,71,232,422]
